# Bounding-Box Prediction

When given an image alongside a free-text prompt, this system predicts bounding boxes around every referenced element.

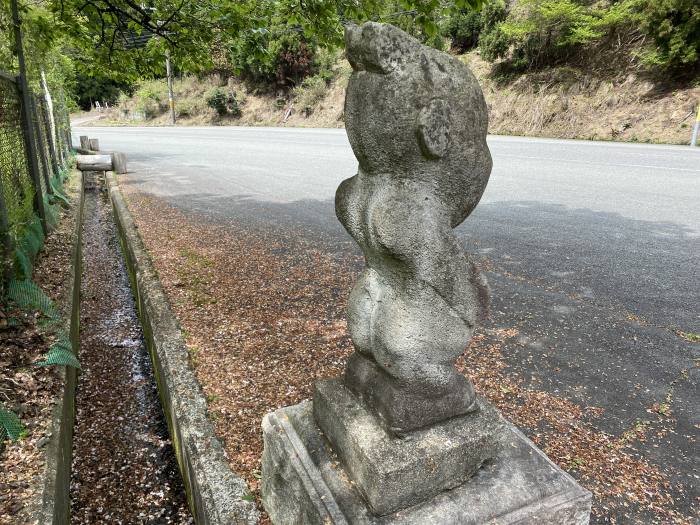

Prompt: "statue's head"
[344,22,492,224]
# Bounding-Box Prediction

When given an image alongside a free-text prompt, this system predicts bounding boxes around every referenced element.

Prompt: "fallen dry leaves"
[123,184,693,524]
[0,176,78,524]
[70,182,192,524]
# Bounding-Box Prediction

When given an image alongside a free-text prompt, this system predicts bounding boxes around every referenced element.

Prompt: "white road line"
[497,153,700,173]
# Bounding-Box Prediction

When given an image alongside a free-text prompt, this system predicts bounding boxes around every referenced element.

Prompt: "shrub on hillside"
[134,98,161,119]
[638,0,700,72]
[480,0,605,69]
[445,9,483,52]
[272,35,315,85]
[206,87,242,117]
[293,74,329,114]
[229,31,321,87]
[136,80,168,105]
[175,98,199,118]
[444,1,507,53]
[133,80,169,118]
[476,0,699,75]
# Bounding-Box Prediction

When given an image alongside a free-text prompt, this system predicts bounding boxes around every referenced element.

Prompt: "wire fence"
[0,69,73,295]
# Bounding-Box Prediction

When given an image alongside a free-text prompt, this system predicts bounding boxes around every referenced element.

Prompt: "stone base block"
[262,400,591,525]
[344,352,478,435]
[313,379,502,515]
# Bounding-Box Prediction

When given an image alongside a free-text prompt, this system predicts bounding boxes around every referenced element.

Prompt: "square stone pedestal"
[262,399,591,525]
[313,380,503,515]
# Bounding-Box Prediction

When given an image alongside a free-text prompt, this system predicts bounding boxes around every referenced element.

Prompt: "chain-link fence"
[0,69,73,295]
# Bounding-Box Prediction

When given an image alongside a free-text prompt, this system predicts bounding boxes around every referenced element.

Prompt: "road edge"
[106,172,260,525]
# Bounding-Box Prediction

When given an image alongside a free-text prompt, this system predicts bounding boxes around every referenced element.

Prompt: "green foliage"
[444,0,507,52]
[206,87,241,117]
[3,0,698,109]
[13,215,45,279]
[174,98,198,118]
[293,74,329,113]
[480,0,607,68]
[229,31,318,86]
[2,0,488,103]
[49,179,70,208]
[637,0,700,71]
[0,408,23,442]
[226,0,487,85]
[475,0,699,74]
[132,79,169,117]
[445,9,483,51]
[74,72,132,111]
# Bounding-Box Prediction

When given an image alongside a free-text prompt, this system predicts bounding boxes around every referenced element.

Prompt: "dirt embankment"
[87,52,699,145]
[467,53,700,145]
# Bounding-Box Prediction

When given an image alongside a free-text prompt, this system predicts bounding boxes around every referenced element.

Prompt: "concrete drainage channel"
[40,162,258,524]
[107,173,259,524]
[71,175,191,523]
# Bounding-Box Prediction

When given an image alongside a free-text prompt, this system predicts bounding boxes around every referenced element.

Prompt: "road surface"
[74,125,700,520]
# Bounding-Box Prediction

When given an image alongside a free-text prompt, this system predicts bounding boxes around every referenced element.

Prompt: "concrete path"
[70,113,105,126]
[74,126,700,521]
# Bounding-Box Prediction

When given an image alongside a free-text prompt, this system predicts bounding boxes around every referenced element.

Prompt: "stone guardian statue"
[337,20,492,435]
[261,21,593,525]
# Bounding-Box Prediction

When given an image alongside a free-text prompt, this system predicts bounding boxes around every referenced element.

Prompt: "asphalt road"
[74,125,700,521]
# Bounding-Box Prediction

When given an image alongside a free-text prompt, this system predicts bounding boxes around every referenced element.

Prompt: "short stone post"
[79,135,89,150]
[261,22,592,525]
[88,138,99,151]
[111,152,128,174]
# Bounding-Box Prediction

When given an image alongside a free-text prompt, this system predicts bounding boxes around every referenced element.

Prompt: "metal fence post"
[11,0,47,234]
[0,174,12,290]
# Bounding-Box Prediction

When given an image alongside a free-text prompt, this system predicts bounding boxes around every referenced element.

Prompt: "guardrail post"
[691,104,700,147]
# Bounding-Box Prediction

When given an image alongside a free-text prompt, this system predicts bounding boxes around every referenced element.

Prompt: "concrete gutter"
[106,173,259,525]
[37,169,84,525]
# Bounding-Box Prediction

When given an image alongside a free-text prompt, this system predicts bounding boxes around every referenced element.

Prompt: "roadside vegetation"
[86,0,699,143]
[3,0,699,142]
[0,170,80,523]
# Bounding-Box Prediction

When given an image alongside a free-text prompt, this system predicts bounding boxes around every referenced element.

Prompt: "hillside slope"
[91,52,699,145]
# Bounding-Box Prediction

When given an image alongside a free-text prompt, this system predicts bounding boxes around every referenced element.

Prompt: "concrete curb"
[106,173,259,525]
[37,169,84,525]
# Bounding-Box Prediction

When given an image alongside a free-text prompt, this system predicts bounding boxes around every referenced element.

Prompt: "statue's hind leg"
[344,282,477,434]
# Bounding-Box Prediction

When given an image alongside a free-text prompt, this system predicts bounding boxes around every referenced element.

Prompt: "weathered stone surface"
[262,21,592,525]
[76,154,112,172]
[337,21,492,434]
[313,379,503,516]
[262,401,592,525]
[111,151,128,174]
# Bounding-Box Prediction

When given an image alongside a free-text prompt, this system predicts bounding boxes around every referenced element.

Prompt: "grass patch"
[676,330,700,343]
